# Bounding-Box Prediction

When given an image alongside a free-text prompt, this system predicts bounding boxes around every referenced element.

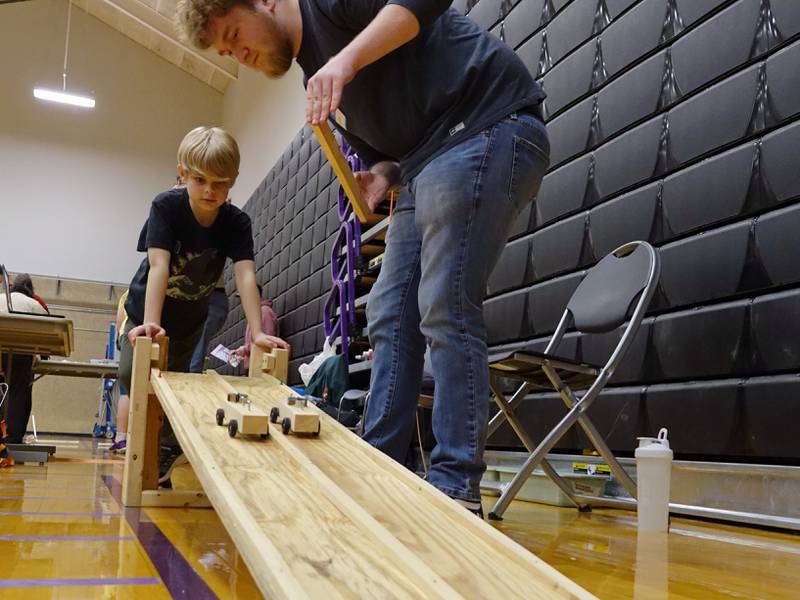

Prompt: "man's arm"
[308,2,448,124]
[234,261,289,351]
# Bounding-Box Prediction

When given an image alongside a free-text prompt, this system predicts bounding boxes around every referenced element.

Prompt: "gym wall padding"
[214,0,800,460]
[482,0,800,460]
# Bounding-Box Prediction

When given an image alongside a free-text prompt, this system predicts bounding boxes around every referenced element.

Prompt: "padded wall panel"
[658,220,750,308]
[751,289,800,372]
[744,375,800,457]
[756,203,800,286]
[669,64,759,167]
[661,142,755,235]
[644,380,740,454]
[653,301,747,380]
[589,183,660,257]
[503,0,545,49]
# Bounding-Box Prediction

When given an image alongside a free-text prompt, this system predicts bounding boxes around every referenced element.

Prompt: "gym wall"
[213,0,800,461]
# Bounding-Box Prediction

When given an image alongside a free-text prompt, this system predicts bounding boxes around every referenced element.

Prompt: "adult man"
[177,0,550,516]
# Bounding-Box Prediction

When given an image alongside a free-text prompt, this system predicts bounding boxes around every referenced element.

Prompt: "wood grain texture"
[0,313,73,356]
[311,122,370,224]
[151,370,595,599]
[122,337,153,506]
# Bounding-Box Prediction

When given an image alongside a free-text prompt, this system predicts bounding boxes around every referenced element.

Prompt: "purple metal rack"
[323,138,363,358]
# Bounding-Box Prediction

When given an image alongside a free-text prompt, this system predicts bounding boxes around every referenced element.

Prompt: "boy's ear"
[176,164,186,181]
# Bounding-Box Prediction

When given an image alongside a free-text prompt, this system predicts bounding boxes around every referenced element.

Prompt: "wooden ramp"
[148,368,595,600]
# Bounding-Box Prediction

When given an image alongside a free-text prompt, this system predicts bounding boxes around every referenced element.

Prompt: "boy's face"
[180,167,234,213]
[209,2,293,78]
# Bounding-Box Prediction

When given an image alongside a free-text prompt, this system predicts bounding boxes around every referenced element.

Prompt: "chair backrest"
[567,242,659,334]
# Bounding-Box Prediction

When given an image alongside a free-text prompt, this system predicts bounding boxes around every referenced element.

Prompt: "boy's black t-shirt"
[295,0,546,181]
[125,188,253,338]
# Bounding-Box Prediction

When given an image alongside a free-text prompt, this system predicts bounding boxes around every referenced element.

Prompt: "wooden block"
[312,121,369,224]
[249,345,288,382]
[140,489,211,508]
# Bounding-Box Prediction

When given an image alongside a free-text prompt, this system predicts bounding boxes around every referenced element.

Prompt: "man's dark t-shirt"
[295,0,545,181]
[125,188,253,338]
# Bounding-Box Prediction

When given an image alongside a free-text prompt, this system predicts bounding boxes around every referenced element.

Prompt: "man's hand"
[252,332,291,353]
[128,322,166,346]
[307,52,356,125]
[354,171,391,214]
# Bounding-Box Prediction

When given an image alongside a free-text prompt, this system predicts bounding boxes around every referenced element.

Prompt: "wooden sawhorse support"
[121,337,289,508]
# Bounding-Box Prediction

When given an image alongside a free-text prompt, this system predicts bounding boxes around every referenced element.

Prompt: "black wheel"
[281,417,291,435]
[270,407,280,423]
[216,408,225,426]
[313,422,321,437]
[228,419,238,438]
[259,432,269,440]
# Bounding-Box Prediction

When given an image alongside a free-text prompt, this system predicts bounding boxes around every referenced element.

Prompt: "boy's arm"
[128,248,169,345]
[233,260,289,351]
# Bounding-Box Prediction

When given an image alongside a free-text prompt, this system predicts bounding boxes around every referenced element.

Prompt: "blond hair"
[175,0,251,49]
[177,126,240,181]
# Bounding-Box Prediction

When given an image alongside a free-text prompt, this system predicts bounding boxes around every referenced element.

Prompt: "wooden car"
[216,392,269,439]
[269,395,320,436]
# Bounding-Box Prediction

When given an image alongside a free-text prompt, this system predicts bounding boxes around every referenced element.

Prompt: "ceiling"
[70,0,238,92]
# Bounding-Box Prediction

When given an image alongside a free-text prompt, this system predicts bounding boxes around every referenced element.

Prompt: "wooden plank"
[151,373,435,599]
[0,313,73,356]
[311,122,370,224]
[152,371,595,599]
[142,393,163,490]
[122,337,153,506]
[32,358,117,378]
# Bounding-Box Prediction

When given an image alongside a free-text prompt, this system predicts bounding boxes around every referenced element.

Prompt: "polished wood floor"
[1,438,798,598]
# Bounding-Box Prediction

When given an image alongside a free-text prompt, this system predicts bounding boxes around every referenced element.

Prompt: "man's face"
[209,4,293,78]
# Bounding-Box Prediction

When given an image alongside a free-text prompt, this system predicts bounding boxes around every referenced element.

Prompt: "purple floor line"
[0,535,135,541]
[0,510,119,517]
[102,475,218,599]
[0,577,160,587]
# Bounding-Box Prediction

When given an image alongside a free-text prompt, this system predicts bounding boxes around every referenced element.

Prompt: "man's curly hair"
[175,0,253,49]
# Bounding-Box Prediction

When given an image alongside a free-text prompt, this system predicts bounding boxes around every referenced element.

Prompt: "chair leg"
[489,401,585,519]
[544,368,639,500]
[488,380,581,510]
[486,377,531,436]
[574,416,638,499]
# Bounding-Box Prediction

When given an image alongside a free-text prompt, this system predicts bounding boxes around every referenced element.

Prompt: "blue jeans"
[363,111,550,501]
[189,289,230,373]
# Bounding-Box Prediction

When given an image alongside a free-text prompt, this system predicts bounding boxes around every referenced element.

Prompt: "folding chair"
[486,241,660,520]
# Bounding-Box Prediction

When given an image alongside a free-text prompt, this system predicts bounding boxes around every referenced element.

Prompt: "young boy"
[117,126,288,479]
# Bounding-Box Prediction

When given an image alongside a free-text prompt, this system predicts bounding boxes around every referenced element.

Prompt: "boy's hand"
[252,333,290,353]
[128,323,166,346]
[354,171,391,214]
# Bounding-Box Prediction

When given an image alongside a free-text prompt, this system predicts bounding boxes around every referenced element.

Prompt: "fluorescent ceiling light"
[33,87,95,108]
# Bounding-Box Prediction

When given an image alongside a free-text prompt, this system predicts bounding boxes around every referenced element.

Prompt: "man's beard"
[258,14,293,78]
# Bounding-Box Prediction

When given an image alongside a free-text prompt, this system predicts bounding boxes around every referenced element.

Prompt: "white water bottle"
[635,427,673,533]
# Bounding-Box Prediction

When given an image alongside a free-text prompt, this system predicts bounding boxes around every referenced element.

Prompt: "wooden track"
[150,369,596,600]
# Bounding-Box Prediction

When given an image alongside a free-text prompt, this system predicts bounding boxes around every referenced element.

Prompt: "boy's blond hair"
[178,126,240,181]
[175,0,252,50]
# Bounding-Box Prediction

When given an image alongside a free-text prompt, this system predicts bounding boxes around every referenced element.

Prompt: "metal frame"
[488,241,661,520]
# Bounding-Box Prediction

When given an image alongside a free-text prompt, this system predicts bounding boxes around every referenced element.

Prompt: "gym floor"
[1,439,798,599]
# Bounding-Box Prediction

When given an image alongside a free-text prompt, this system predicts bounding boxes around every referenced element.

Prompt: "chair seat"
[489,350,600,390]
